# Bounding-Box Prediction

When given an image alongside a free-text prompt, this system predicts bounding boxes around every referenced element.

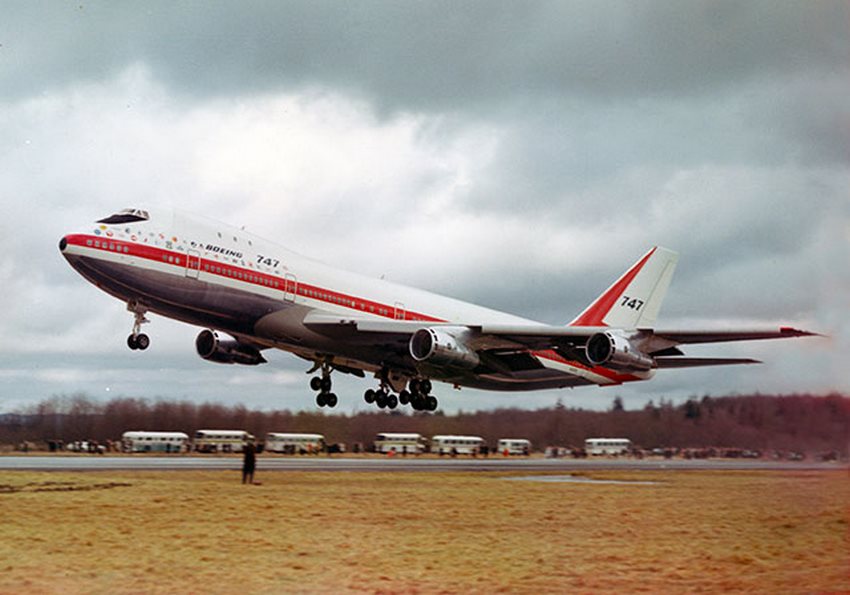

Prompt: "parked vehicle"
[265,432,325,454]
[193,429,254,453]
[585,438,631,455]
[498,438,531,455]
[373,433,427,454]
[431,435,485,455]
[122,431,189,453]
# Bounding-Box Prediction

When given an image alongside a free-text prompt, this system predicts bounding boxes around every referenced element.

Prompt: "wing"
[650,327,819,344]
[302,312,818,372]
[303,313,605,351]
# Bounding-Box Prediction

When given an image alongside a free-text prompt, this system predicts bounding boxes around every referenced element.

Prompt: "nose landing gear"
[126,303,150,351]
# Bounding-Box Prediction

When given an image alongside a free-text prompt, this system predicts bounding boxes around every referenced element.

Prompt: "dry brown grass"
[0,468,848,594]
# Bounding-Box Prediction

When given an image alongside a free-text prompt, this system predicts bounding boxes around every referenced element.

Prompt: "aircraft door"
[185,250,201,279]
[283,273,297,302]
[394,302,406,320]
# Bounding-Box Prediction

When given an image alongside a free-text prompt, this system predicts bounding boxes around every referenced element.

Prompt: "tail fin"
[569,246,678,328]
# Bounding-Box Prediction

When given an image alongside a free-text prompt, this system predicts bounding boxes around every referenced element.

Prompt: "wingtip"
[780,327,824,338]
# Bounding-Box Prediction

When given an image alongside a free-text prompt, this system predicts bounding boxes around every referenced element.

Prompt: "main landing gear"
[309,362,338,408]
[363,378,438,411]
[126,303,150,351]
[304,362,437,411]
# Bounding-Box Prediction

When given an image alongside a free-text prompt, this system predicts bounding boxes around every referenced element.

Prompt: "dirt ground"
[0,468,847,593]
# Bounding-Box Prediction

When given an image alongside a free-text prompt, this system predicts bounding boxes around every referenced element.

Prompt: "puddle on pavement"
[501,475,659,485]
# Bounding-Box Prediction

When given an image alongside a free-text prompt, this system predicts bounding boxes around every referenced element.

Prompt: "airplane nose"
[59,236,68,252]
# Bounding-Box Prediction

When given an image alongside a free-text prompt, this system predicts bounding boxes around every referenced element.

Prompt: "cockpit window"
[97,208,150,225]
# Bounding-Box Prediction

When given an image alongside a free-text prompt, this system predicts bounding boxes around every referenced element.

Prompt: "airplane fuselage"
[60,208,644,398]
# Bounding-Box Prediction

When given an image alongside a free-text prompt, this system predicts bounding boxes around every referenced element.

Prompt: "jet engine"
[409,327,480,369]
[585,331,654,371]
[195,329,267,366]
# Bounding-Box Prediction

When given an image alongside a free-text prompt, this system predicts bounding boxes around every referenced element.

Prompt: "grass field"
[0,468,848,593]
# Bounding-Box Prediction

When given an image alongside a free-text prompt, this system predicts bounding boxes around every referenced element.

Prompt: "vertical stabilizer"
[569,246,678,328]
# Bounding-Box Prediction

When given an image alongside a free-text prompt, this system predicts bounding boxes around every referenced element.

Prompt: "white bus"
[193,429,254,453]
[265,433,325,454]
[497,438,532,456]
[585,438,632,456]
[122,431,189,453]
[431,435,485,456]
[373,433,427,454]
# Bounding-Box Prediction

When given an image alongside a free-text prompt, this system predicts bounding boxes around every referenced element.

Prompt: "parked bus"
[585,438,632,455]
[265,433,325,454]
[497,438,532,456]
[431,435,485,456]
[122,431,189,453]
[193,429,254,453]
[373,433,427,454]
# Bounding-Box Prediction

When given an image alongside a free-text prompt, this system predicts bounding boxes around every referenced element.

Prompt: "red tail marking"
[570,247,656,327]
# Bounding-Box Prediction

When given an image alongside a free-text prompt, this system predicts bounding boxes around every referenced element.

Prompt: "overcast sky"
[1,1,847,414]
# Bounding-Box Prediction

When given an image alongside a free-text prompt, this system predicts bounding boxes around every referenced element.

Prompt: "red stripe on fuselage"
[63,234,443,323]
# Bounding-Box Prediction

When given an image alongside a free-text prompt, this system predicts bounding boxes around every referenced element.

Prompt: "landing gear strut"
[309,361,337,408]
[126,302,150,351]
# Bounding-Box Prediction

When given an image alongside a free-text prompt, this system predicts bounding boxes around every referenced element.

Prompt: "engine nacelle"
[586,331,654,372]
[409,327,480,369]
[195,330,267,366]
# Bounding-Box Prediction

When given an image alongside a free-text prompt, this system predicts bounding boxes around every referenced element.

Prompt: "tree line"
[2,392,848,455]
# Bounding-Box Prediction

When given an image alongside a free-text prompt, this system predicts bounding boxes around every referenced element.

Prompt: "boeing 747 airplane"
[59,208,817,410]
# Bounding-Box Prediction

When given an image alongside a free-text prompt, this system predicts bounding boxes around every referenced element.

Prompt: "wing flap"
[654,357,761,368]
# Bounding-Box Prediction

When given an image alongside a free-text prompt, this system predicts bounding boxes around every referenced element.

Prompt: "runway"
[0,454,843,472]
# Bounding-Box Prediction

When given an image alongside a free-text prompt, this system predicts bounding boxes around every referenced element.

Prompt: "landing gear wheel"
[411,395,424,411]
[420,379,432,394]
[375,391,388,409]
[398,390,410,405]
[316,393,327,407]
[127,335,138,350]
[320,376,332,393]
[326,393,338,408]
[387,395,398,410]
[310,377,322,391]
[135,334,150,351]
[364,389,376,404]
[426,396,438,411]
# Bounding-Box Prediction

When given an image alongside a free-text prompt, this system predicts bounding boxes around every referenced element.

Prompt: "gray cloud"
[3,2,848,108]
[0,1,846,413]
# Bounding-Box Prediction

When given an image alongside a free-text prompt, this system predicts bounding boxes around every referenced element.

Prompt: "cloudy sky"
[1,1,847,414]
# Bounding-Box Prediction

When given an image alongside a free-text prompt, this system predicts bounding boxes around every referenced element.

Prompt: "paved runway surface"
[0,455,844,472]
